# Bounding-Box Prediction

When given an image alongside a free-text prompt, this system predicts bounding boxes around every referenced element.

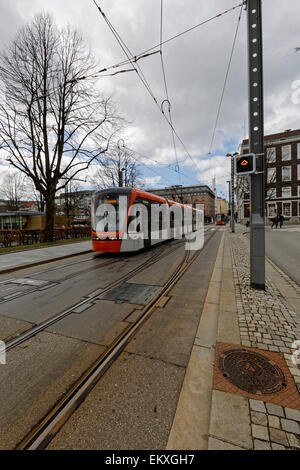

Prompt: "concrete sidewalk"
[167,227,300,450]
[0,240,92,274]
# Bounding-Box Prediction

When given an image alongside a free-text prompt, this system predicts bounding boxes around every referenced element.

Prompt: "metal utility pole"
[231,158,235,233]
[227,180,232,229]
[227,152,238,232]
[247,0,265,289]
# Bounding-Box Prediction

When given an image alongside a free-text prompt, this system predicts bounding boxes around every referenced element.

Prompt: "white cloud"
[0,0,299,199]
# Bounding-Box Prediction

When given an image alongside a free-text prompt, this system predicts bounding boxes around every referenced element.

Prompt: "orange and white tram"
[215,213,226,226]
[91,187,202,253]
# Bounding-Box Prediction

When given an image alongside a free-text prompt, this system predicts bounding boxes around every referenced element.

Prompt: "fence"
[0,227,91,248]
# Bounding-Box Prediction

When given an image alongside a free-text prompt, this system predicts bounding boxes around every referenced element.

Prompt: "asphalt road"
[266,226,300,286]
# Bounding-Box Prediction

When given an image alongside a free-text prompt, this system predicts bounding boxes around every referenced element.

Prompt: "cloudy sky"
[0,0,299,199]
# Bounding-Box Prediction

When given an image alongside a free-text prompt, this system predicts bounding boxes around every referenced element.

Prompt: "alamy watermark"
[0,340,6,365]
[291,340,300,366]
[93,197,205,251]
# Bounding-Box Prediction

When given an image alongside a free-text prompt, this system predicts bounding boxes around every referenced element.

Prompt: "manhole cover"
[218,348,287,395]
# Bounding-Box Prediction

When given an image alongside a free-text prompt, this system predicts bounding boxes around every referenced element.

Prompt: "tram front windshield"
[92,192,129,234]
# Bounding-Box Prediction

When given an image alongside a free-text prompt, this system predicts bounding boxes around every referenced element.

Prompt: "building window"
[267,203,277,218]
[298,186,300,197]
[281,187,291,198]
[282,145,291,161]
[282,166,291,182]
[297,143,300,159]
[282,201,291,218]
[266,147,276,163]
[266,188,276,200]
[267,168,276,183]
[298,164,300,180]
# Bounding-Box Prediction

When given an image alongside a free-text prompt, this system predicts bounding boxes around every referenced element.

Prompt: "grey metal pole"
[227,180,232,229]
[231,157,235,233]
[247,0,265,289]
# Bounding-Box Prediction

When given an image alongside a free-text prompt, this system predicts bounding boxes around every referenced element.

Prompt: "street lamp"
[226,152,238,233]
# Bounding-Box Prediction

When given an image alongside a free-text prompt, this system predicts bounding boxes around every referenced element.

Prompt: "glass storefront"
[0,215,27,230]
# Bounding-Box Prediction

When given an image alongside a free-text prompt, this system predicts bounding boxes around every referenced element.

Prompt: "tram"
[91,187,202,253]
[215,213,226,225]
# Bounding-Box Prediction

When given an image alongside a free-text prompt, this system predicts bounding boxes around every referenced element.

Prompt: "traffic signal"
[234,153,256,176]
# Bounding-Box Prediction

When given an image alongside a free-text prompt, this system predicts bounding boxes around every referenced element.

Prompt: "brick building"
[216,197,229,215]
[236,129,300,224]
[149,185,215,223]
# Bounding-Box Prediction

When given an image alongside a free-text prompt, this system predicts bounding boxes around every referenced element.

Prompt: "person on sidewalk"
[271,215,279,228]
[278,214,284,228]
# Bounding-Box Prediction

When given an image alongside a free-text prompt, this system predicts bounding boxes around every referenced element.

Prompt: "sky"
[0,0,299,199]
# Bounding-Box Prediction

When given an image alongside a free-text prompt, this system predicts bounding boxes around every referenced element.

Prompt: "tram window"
[170,211,175,228]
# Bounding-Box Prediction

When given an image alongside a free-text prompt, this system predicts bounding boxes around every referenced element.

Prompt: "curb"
[166,232,225,450]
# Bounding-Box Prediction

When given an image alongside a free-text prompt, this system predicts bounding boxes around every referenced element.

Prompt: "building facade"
[149,185,215,223]
[237,129,300,224]
[216,197,229,215]
[55,190,94,220]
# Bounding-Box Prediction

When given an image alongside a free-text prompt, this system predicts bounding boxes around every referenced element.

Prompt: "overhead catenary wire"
[208,3,244,155]
[121,144,231,188]
[159,0,180,184]
[90,0,240,191]
[88,1,245,81]
[91,0,203,169]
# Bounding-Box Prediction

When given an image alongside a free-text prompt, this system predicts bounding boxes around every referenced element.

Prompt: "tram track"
[15,229,217,450]
[0,250,145,305]
[4,239,186,352]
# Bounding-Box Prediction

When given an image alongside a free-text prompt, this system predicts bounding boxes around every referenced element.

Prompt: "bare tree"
[0,13,122,240]
[0,170,27,211]
[90,145,141,189]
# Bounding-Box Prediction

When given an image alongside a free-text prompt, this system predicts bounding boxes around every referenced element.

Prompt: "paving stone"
[279,347,291,353]
[268,346,280,352]
[251,424,269,441]
[271,443,286,450]
[251,411,268,426]
[249,398,266,413]
[269,428,288,446]
[254,439,271,450]
[268,415,280,429]
[284,407,300,422]
[265,403,284,417]
[263,339,273,345]
[209,391,252,449]
[286,433,300,449]
[280,418,300,434]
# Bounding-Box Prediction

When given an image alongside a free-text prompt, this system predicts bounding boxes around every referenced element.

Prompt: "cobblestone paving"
[250,400,300,450]
[230,233,300,450]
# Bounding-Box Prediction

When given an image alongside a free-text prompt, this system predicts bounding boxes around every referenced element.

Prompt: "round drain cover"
[218,348,286,395]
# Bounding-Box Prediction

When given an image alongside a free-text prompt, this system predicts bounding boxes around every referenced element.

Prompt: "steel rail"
[16,229,217,450]
[5,239,185,352]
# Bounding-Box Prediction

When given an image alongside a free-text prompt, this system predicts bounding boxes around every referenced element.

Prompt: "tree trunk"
[44,192,56,242]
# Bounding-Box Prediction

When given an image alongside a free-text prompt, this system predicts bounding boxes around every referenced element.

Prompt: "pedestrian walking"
[271,215,279,228]
[278,214,284,228]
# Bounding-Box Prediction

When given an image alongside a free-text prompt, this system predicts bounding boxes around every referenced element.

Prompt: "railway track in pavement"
[4,238,187,352]
[16,228,217,450]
